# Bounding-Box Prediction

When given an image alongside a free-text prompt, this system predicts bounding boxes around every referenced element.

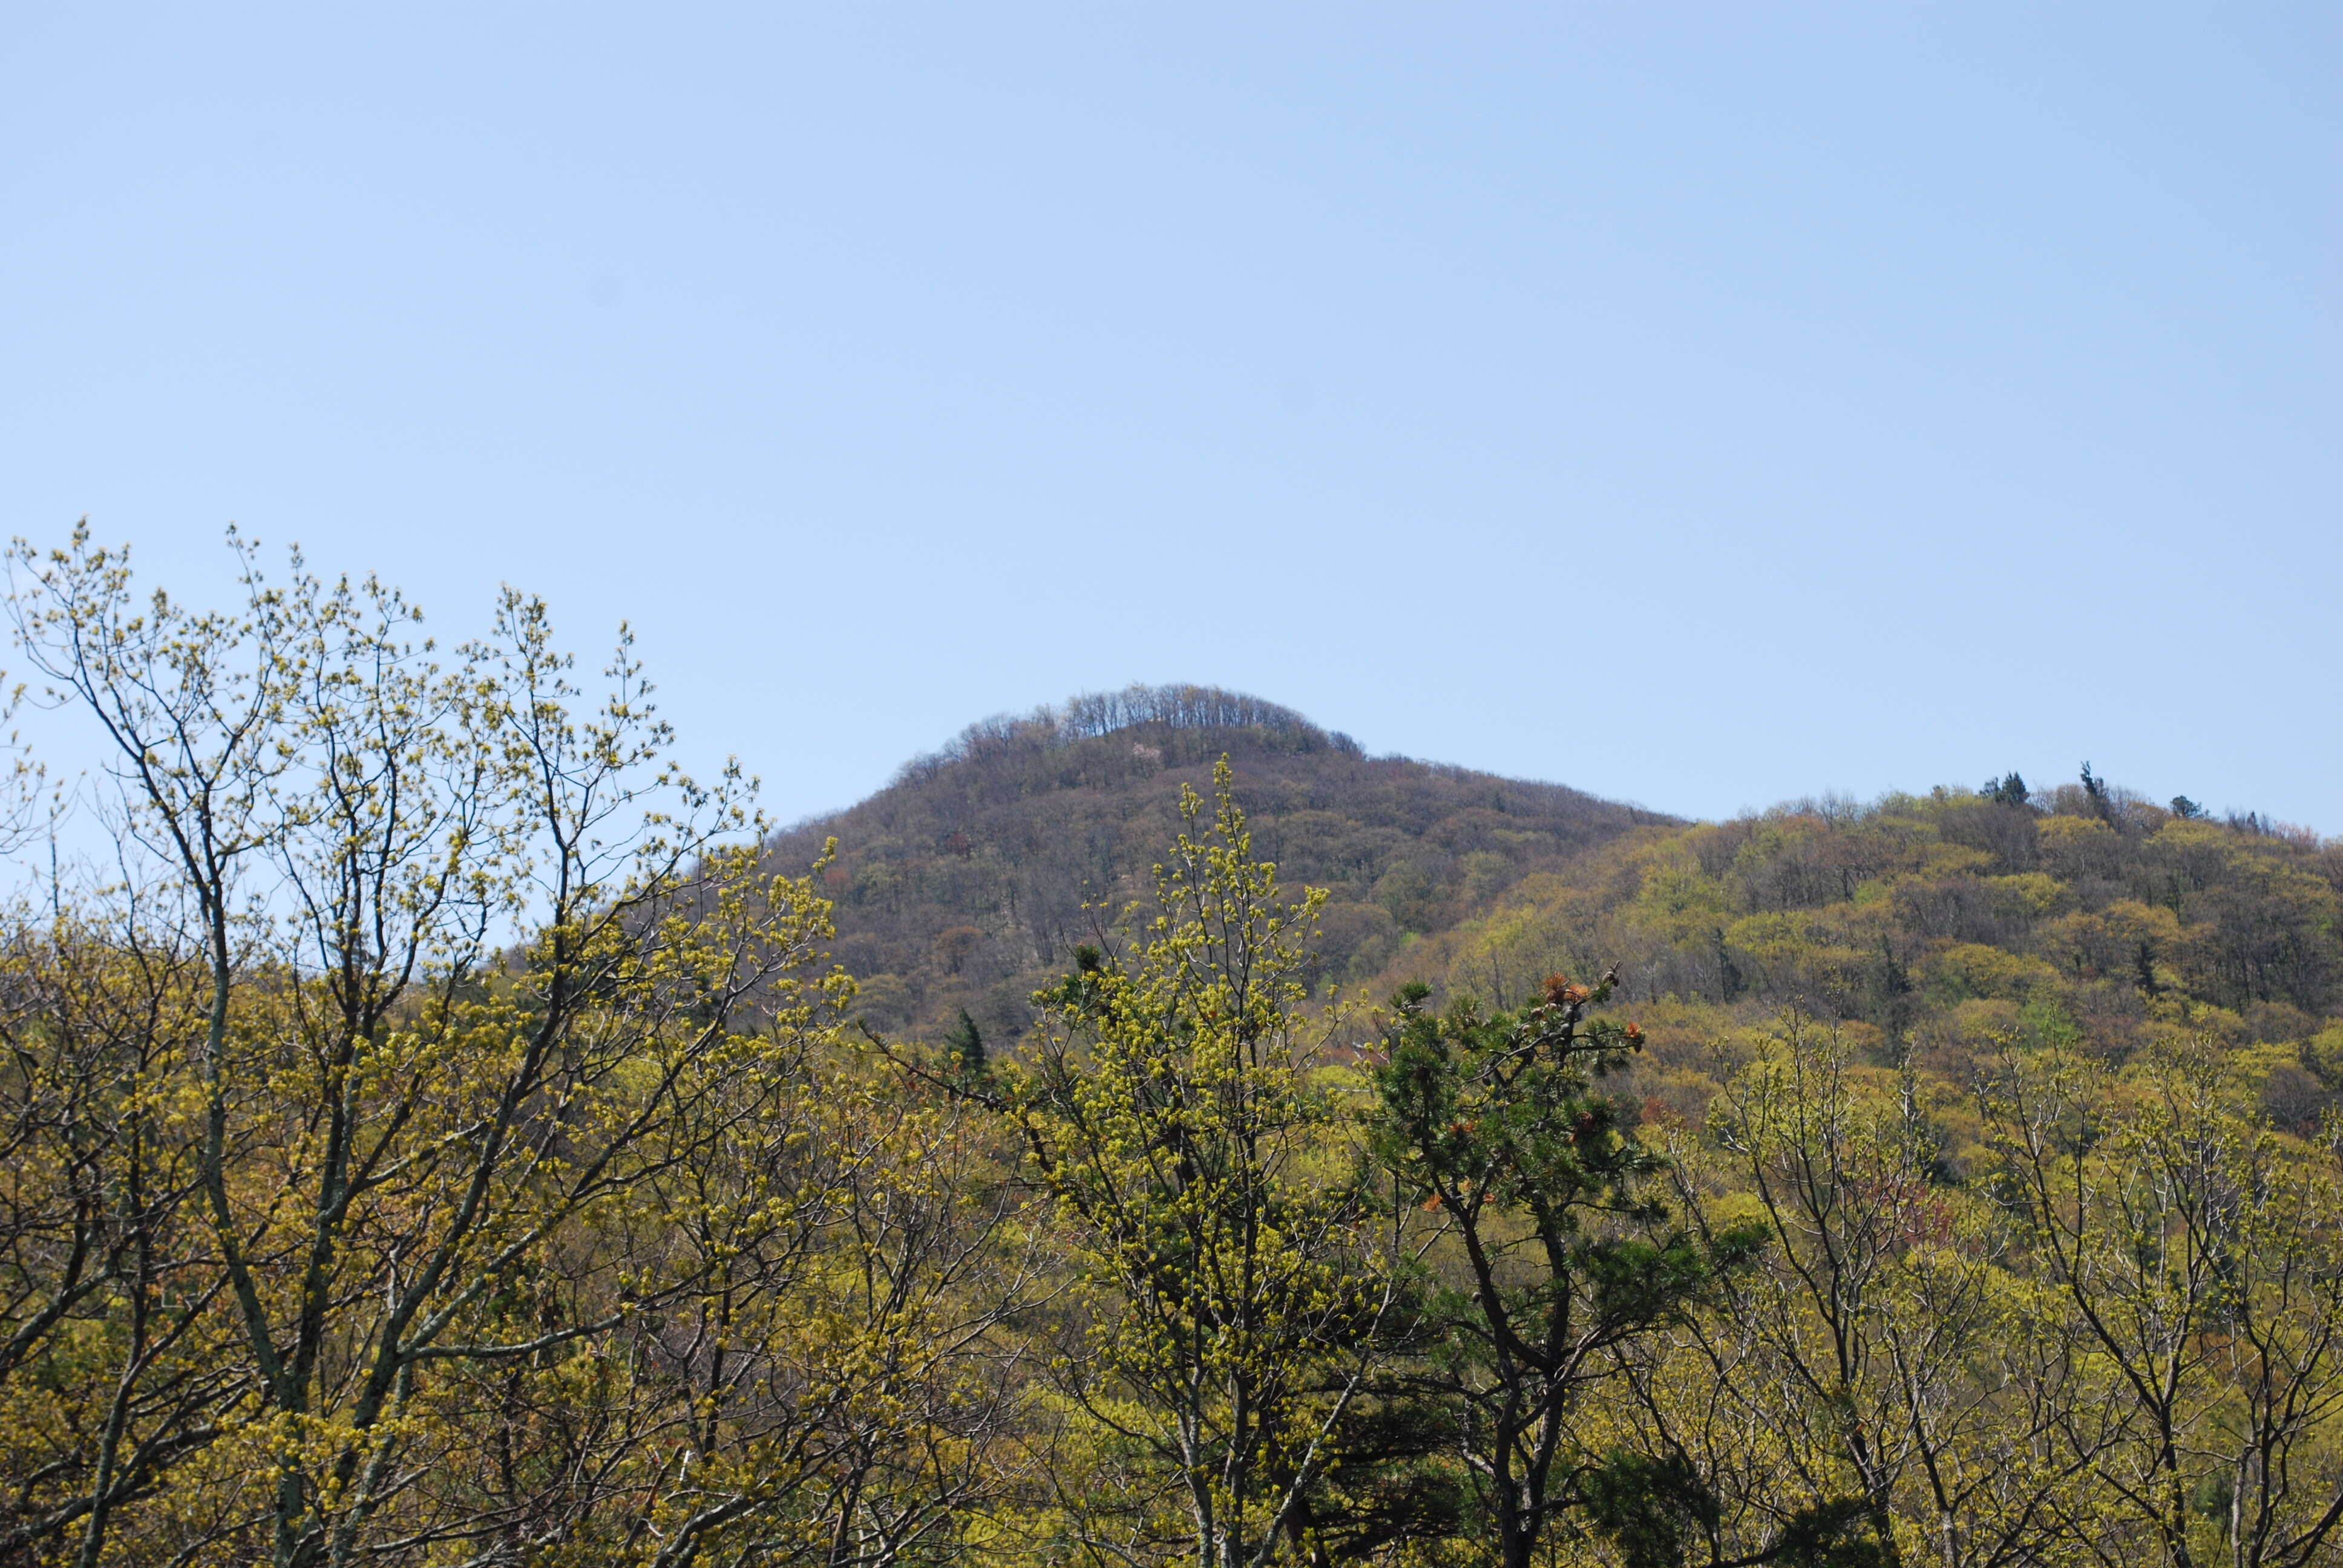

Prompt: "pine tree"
[1368,973,1763,1568]
[944,1006,988,1078]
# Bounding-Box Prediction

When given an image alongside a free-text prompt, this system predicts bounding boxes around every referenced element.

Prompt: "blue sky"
[4,4,2337,831]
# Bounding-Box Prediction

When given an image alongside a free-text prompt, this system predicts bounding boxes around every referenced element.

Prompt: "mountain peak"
[769,690,1659,1042]
[893,682,1359,789]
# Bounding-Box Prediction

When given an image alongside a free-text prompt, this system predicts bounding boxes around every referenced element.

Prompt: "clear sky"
[4,5,2337,831]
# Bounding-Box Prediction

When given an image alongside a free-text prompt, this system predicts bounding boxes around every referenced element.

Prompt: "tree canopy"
[5,531,2343,1568]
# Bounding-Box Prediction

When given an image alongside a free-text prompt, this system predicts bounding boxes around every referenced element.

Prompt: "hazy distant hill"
[761,684,1668,1044]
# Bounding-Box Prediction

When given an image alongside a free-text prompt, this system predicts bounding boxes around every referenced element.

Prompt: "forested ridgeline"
[761,684,1666,1044]
[9,532,2343,1568]
[1379,771,2343,1147]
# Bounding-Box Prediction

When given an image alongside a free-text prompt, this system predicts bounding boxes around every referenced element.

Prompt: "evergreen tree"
[2080,760,2114,821]
[1368,973,1763,1568]
[944,1006,988,1078]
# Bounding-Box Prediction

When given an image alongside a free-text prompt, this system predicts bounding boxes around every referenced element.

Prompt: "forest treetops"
[4,529,2341,1568]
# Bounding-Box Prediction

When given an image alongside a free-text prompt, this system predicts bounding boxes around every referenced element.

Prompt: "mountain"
[1362,771,2343,1146]
[761,684,1670,1044]
[770,688,2343,1142]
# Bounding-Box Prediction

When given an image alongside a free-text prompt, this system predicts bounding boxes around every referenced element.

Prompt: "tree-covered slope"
[773,690,2343,1138]
[31,537,2343,1568]
[1376,771,2343,1138]
[761,684,1669,1043]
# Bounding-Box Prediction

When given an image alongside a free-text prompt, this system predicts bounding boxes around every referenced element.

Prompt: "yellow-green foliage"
[994,764,1400,1568]
[10,534,2343,1568]
[1383,785,2343,1143]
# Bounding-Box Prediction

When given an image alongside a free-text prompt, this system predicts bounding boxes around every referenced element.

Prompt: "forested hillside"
[15,534,2343,1568]
[776,689,2343,1148]
[1374,769,2343,1142]
[763,683,1666,1043]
